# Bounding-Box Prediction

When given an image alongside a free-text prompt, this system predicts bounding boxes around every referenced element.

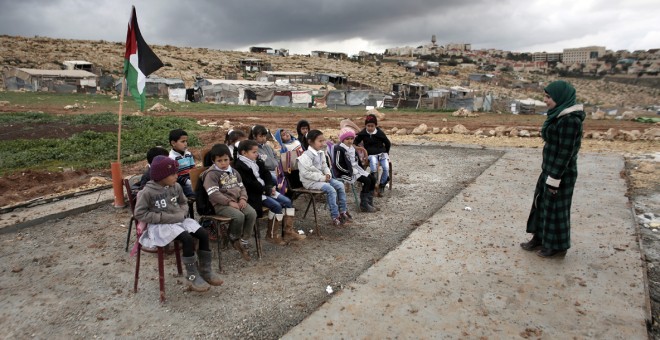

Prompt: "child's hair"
[207,144,232,164]
[237,139,259,155]
[146,146,169,164]
[249,125,269,140]
[306,129,324,144]
[296,120,310,134]
[169,129,188,143]
[224,129,247,145]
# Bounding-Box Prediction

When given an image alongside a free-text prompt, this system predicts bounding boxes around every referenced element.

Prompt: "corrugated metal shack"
[114,76,185,98]
[194,78,385,109]
[2,67,98,93]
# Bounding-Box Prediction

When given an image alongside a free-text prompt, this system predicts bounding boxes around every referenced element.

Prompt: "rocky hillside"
[1,35,658,108]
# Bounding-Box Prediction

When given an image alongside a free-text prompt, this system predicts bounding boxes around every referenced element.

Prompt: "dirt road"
[1,145,503,338]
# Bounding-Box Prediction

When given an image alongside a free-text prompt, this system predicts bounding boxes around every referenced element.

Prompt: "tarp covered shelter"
[115,76,185,97]
[2,67,97,93]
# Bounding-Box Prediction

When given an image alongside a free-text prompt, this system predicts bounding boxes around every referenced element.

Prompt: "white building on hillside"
[562,46,606,64]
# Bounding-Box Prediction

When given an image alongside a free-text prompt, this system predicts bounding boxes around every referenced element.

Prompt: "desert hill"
[0,35,658,108]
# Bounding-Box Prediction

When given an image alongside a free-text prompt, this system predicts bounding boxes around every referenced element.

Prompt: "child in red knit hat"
[134,155,223,292]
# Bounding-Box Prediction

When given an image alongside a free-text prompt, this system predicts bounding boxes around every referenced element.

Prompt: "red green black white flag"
[124,6,163,111]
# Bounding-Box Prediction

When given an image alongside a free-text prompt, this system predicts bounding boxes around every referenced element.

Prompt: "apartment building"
[532,52,563,62]
[562,46,606,64]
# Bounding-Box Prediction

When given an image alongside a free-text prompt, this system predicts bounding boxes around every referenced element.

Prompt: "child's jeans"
[368,153,389,185]
[262,194,293,214]
[320,178,347,219]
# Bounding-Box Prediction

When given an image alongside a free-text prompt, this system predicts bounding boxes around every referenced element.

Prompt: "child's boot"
[368,191,380,211]
[283,208,306,241]
[197,250,224,286]
[360,192,376,212]
[232,239,251,261]
[265,211,286,245]
[340,211,353,225]
[182,255,211,292]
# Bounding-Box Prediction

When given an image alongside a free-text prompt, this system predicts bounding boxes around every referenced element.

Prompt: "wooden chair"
[132,222,183,303]
[283,171,325,236]
[189,167,262,266]
[125,174,184,303]
[124,175,142,252]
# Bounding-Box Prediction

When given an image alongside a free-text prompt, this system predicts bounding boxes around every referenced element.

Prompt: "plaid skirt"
[526,171,577,250]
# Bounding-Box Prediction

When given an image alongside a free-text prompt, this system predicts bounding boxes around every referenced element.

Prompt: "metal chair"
[283,171,326,236]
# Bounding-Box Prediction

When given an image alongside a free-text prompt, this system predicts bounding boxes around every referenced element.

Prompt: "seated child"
[249,125,279,184]
[224,129,247,161]
[297,130,353,227]
[137,146,169,191]
[168,129,196,199]
[234,140,304,245]
[134,155,223,292]
[354,114,391,194]
[334,128,377,213]
[274,128,305,190]
[296,119,311,150]
[202,144,256,261]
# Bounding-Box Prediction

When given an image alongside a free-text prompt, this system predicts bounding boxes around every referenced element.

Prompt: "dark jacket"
[233,157,273,218]
[354,127,391,155]
[333,145,356,182]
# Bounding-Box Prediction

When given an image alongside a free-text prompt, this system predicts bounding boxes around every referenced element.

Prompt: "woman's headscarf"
[274,128,298,154]
[542,80,576,141]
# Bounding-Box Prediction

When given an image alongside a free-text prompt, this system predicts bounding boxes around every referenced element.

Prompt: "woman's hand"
[325,174,331,182]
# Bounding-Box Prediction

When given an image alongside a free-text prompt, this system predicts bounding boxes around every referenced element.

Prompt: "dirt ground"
[0,145,503,338]
[0,106,656,208]
[0,106,658,338]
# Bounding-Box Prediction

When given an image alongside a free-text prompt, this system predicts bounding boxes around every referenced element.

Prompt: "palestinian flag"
[124,6,163,111]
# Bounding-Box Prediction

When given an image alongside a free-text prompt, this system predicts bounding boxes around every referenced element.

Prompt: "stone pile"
[390,123,659,141]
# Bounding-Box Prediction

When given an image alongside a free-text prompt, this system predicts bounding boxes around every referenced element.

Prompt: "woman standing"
[520,80,585,258]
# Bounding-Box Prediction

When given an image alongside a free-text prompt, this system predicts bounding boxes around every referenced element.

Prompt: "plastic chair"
[189,167,262,266]
[132,221,183,303]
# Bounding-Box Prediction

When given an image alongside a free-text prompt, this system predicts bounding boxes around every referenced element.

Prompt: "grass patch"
[0,112,208,175]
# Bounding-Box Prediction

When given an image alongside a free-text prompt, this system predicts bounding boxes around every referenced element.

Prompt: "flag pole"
[111,77,127,208]
[117,77,125,162]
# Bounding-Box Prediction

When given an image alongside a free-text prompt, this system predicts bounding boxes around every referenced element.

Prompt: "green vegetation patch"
[0,112,206,175]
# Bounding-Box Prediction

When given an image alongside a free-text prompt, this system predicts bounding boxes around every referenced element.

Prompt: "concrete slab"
[284,150,647,339]
[0,189,115,234]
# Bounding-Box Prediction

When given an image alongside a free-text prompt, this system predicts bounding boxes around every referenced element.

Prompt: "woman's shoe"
[536,248,567,258]
[520,234,542,251]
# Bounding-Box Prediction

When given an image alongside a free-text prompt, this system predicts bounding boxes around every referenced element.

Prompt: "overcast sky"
[1,0,657,55]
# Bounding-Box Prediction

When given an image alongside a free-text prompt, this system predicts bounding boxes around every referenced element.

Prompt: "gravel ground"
[0,145,502,339]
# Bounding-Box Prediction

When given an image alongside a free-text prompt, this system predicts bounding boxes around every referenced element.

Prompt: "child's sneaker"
[340,211,353,225]
[332,216,344,227]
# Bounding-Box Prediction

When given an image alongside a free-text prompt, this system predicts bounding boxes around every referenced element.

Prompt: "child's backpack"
[195,169,216,216]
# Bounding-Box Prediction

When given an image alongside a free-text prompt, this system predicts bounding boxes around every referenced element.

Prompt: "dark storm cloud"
[0,0,657,53]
